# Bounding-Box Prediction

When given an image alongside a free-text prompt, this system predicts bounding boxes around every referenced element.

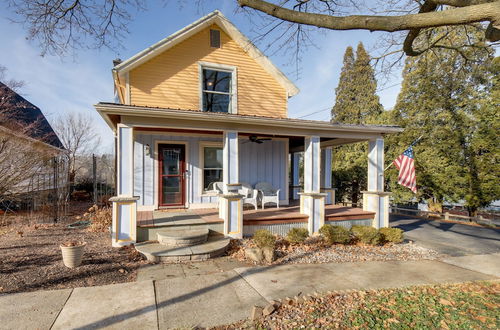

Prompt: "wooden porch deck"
[137,203,374,227]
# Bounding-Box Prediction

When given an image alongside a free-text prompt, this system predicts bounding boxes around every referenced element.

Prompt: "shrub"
[286,227,309,244]
[350,225,381,245]
[379,227,404,243]
[319,224,350,244]
[253,229,276,249]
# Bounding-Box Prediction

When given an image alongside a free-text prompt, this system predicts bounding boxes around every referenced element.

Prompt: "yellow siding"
[129,24,288,118]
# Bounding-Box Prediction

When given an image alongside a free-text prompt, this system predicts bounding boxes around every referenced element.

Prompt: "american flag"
[393,146,417,193]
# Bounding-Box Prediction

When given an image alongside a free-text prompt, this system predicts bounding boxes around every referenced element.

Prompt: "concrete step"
[137,223,224,242]
[135,234,230,263]
[157,228,209,247]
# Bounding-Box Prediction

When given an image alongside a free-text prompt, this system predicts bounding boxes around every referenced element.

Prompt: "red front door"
[159,144,186,207]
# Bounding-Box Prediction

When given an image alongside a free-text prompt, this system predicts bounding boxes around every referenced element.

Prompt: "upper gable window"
[210,29,221,48]
[200,63,237,113]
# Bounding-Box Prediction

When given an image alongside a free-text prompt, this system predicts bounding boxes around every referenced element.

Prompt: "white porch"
[96,103,402,247]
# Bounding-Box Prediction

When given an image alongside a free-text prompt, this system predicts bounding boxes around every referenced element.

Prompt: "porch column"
[110,124,138,247]
[362,137,390,228]
[291,152,301,199]
[300,136,326,234]
[320,147,336,205]
[220,131,243,238]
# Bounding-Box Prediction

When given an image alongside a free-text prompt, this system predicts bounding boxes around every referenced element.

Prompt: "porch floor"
[137,203,375,227]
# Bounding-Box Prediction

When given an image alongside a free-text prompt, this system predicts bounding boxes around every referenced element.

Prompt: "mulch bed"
[227,237,439,265]
[0,204,146,294]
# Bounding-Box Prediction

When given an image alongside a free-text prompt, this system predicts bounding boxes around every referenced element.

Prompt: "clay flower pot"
[60,241,86,268]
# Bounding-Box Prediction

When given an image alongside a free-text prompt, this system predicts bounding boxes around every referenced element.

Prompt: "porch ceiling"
[95,102,403,141]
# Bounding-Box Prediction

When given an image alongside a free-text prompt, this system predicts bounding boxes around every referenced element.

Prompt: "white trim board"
[198,62,238,114]
[199,141,224,197]
[112,10,299,97]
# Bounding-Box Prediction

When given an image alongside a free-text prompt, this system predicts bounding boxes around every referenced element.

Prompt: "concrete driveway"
[390,215,500,257]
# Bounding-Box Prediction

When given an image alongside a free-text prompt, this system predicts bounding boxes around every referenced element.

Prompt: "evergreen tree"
[387,27,499,215]
[331,46,355,123]
[331,43,383,204]
[331,43,382,124]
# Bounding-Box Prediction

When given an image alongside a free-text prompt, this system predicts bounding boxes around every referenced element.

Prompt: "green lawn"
[217,281,499,329]
[347,281,499,329]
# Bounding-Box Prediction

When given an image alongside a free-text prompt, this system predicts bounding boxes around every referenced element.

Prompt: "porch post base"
[109,196,139,247]
[299,192,327,235]
[361,191,391,229]
[219,186,243,239]
[321,188,337,205]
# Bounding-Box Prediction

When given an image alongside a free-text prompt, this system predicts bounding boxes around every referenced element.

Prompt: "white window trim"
[198,61,237,114]
[199,141,224,196]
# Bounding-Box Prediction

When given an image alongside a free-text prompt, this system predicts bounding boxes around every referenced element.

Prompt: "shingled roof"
[0,81,64,149]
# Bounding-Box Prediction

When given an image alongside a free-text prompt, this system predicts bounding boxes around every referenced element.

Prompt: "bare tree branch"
[238,0,500,56]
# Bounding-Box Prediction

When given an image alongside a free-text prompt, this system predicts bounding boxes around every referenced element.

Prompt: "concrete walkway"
[1,256,497,330]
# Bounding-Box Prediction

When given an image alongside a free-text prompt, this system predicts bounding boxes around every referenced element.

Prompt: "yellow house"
[95,11,401,259]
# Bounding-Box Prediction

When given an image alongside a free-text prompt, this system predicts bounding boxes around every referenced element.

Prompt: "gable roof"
[0,82,64,150]
[113,10,299,97]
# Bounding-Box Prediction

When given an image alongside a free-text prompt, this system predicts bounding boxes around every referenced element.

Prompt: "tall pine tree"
[387,27,499,215]
[332,43,382,124]
[331,43,383,204]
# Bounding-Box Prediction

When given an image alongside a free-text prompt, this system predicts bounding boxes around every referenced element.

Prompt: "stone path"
[1,255,497,330]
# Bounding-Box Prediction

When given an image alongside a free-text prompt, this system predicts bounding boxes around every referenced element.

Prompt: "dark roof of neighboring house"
[0,81,64,149]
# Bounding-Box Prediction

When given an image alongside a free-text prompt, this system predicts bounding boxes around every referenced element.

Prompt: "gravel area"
[0,204,146,294]
[228,237,439,265]
[278,241,439,264]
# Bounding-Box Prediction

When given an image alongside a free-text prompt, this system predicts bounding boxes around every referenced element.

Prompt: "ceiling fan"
[245,135,272,144]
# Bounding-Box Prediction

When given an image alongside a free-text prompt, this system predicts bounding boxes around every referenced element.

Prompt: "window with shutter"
[210,29,220,48]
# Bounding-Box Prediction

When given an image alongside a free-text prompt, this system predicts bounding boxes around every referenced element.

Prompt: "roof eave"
[94,103,403,135]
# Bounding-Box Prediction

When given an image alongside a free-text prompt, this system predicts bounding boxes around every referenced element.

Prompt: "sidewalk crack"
[49,288,73,330]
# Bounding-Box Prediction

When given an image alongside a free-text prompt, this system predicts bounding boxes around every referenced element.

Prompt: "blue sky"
[0,1,402,151]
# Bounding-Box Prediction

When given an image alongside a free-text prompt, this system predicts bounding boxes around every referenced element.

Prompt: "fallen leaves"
[214,281,500,330]
[439,298,453,306]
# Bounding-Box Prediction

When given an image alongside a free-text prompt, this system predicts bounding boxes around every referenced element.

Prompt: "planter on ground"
[60,241,86,268]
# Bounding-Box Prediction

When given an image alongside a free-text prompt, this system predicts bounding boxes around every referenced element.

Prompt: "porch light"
[145,144,150,156]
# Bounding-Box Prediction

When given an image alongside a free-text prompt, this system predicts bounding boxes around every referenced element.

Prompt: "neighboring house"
[95,11,401,247]
[0,82,66,201]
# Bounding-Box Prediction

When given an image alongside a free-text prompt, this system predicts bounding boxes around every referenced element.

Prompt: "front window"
[202,68,233,113]
[203,146,223,191]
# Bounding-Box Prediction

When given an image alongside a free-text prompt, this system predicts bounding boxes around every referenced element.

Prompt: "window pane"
[162,176,181,204]
[203,69,231,93]
[203,92,230,113]
[204,169,223,190]
[204,147,223,168]
[162,148,180,175]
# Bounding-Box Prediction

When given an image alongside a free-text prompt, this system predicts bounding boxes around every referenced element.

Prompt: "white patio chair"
[208,181,224,194]
[208,181,225,217]
[239,182,258,210]
[255,182,280,209]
